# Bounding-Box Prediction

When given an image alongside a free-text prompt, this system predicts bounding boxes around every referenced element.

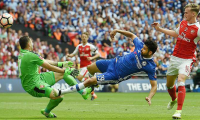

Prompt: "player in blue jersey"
[56,29,158,105]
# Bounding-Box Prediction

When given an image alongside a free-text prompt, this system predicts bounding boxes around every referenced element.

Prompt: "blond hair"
[82,32,90,37]
[185,3,200,15]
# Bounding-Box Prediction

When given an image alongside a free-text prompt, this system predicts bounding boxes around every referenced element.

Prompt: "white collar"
[143,56,153,60]
[187,22,199,26]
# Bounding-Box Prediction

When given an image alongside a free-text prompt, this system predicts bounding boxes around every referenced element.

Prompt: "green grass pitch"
[0,92,200,120]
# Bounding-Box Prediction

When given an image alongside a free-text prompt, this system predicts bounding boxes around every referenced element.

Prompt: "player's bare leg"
[41,89,63,118]
[87,63,101,100]
[87,63,101,75]
[166,75,178,110]
[172,74,187,119]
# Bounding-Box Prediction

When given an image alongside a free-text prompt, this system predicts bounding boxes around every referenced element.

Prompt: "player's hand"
[63,61,74,68]
[145,97,151,106]
[151,22,160,31]
[87,57,93,61]
[110,29,117,40]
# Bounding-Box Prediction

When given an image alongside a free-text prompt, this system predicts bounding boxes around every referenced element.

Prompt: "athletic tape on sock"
[167,85,175,89]
[177,82,185,87]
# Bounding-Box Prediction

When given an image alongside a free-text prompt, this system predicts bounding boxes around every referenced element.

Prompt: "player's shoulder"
[28,51,41,58]
[86,43,95,47]
[77,44,82,47]
[147,59,157,69]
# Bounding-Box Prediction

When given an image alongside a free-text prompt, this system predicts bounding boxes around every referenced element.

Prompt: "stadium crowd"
[1,0,200,78]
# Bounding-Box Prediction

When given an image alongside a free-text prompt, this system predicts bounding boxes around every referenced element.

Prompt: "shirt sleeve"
[90,44,98,54]
[197,28,200,37]
[72,45,79,55]
[175,21,182,34]
[30,53,44,66]
[133,37,144,50]
[175,26,180,34]
[147,66,157,81]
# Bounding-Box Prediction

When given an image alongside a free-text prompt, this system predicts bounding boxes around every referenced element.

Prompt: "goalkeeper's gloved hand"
[65,67,79,78]
[58,61,73,68]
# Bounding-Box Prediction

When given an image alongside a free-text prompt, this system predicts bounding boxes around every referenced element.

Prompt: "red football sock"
[167,85,177,101]
[177,86,186,110]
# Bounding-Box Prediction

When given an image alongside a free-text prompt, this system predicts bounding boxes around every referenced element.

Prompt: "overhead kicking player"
[57,29,158,106]
[152,3,200,119]
[18,36,92,118]
[68,32,100,100]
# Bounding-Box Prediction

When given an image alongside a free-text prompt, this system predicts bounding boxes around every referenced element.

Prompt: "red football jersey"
[173,20,200,59]
[72,43,98,68]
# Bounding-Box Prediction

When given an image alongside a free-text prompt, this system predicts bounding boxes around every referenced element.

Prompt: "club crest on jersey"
[191,30,195,34]
[142,61,147,66]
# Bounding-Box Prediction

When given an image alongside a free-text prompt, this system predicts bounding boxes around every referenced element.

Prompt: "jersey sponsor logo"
[80,53,89,56]
[178,32,191,42]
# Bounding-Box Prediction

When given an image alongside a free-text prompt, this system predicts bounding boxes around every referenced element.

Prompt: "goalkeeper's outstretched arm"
[44,59,57,66]
[44,59,74,68]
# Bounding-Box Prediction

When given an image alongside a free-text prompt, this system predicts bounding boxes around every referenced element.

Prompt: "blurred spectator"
[61,30,71,44]
[57,48,64,60]
[192,69,200,89]
[72,34,80,47]
[109,84,119,92]
[99,46,107,59]
[53,29,62,41]
[107,49,115,59]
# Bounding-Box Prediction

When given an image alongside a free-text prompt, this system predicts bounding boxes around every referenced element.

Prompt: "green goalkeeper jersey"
[18,49,44,92]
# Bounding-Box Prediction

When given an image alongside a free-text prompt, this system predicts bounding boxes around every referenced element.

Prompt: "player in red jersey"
[68,32,100,100]
[152,3,200,119]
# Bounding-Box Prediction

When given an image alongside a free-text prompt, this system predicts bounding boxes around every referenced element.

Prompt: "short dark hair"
[19,36,30,49]
[144,40,157,55]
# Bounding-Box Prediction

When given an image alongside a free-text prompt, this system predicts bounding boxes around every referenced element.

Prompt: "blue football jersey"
[115,37,157,81]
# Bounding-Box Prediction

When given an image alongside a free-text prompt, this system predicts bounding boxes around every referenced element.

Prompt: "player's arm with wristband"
[151,22,178,38]
[44,59,73,68]
[145,80,157,106]
[41,60,79,77]
[110,29,137,40]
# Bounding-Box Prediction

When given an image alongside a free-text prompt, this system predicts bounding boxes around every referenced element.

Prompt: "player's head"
[19,36,33,51]
[81,32,89,44]
[184,3,200,21]
[141,40,157,58]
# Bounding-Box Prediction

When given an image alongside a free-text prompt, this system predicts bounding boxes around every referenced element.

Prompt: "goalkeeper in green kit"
[18,36,92,118]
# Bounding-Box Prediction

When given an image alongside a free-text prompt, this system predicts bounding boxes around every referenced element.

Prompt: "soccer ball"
[0,13,13,28]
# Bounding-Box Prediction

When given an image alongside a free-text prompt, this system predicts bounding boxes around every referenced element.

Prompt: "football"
[0,13,13,28]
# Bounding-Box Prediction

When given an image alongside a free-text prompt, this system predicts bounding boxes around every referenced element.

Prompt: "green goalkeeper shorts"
[28,71,56,98]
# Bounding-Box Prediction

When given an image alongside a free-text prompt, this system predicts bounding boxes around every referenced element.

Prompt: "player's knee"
[166,83,173,88]
[49,88,60,98]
